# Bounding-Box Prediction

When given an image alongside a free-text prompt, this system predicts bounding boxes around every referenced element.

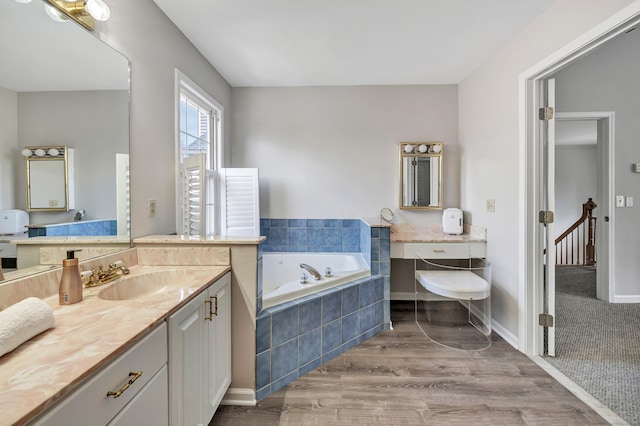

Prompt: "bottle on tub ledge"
[442,208,463,235]
[59,249,83,305]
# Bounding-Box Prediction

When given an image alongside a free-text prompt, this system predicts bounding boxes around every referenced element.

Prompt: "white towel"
[0,297,55,358]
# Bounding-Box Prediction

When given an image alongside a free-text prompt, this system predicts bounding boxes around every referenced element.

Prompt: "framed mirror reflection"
[399,142,443,210]
[0,1,131,281]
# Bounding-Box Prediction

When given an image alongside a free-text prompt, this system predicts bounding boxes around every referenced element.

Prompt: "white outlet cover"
[616,195,625,207]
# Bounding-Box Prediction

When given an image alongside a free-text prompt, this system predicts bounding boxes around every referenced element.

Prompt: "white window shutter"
[221,168,260,237]
[181,154,207,237]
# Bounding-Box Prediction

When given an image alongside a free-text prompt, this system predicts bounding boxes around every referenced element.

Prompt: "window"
[179,93,216,166]
[175,70,223,236]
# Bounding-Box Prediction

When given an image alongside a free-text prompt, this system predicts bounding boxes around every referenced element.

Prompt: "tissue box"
[0,210,29,234]
[442,208,463,235]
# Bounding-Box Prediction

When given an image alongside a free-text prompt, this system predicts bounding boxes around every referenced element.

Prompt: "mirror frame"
[25,146,73,212]
[398,142,443,210]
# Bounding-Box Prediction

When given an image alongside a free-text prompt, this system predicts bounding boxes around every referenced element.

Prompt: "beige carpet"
[545,266,640,426]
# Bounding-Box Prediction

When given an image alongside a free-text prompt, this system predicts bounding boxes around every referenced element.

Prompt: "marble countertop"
[390,223,487,243]
[10,236,130,245]
[0,264,230,426]
[0,234,29,243]
[359,217,393,228]
[134,234,266,245]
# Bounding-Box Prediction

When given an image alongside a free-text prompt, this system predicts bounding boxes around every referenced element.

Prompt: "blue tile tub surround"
[255,275,384,400]
[261,219,362,253]
[362,221,391,329]
[27,220,117,237]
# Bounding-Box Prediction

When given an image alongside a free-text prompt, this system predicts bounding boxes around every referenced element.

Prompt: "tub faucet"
[300,263,321,280]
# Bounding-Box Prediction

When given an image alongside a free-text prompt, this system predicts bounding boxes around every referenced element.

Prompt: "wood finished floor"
[211,302,607,426]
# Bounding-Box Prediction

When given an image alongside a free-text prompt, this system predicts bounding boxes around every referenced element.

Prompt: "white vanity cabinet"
[168,272,231,426]
[29,323,168,426]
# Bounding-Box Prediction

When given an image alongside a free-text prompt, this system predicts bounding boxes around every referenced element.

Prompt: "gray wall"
[553,26,640,296]
[0,86,17,210]
[458,0,635,342]
[231,85,459,223]
[15,91,128,224]
[555,145,597,236]
[95,0,232,238]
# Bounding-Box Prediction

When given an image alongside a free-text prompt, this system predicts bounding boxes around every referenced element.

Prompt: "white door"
[540,78,556,356]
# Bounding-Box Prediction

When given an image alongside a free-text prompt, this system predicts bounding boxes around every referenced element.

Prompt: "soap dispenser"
[59,249,83,305]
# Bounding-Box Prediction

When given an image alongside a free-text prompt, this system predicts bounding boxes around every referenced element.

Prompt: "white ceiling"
[153,0,555,87]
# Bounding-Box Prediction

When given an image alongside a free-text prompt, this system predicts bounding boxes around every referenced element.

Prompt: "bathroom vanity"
[0,248,232,426]
[389,223,487,299]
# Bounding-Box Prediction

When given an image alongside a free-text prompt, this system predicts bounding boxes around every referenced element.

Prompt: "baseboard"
[491,318,519,349]
[221,388,256,406]
[612,295,640,303]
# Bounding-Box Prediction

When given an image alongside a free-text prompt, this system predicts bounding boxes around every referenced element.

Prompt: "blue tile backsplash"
[28,220,117,237]
[260,219,362,253]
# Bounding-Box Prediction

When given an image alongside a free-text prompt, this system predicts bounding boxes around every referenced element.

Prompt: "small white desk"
[389,224,487,300]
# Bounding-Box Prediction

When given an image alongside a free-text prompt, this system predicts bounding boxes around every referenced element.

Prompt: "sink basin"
[97,269,199,301]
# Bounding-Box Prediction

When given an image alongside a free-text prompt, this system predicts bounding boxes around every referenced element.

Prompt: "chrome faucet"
[300,263,321,280]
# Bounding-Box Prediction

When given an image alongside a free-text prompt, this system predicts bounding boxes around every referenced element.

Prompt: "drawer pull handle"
[107,371,143,399]
[432,249,446,253]
[212,295,219,316]
[205,298,213,321]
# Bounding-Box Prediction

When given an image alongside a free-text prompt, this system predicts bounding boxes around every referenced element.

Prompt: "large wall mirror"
[399,142,443,210]
[0,1,131,282]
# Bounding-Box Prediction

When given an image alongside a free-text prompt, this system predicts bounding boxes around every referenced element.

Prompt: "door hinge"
[539,313,554,327]
[538,107,554,121]
[538,210,554,225]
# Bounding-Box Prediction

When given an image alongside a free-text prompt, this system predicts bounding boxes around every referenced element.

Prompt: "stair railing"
[554,198,597,266]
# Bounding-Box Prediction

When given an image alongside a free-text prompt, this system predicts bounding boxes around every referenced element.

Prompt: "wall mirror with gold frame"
[25,146,74,211]
[0,1,130,282]
[399,142,443,210]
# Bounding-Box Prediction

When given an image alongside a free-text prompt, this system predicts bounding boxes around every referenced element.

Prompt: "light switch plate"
[486,199,495,212]
[616,195,625,207]
[148,199,157,217]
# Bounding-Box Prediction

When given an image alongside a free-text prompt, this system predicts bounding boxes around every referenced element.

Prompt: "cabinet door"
[109,366,168,426]
[207,273,231,418]
[168,290,209,426]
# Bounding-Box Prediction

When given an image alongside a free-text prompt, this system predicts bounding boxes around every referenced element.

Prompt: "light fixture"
[403,144,414,153]
[21,146,67,158]
[13,0,33,4]
[41,0,111,31]
[85,0,110,21]
[44,3,69,22]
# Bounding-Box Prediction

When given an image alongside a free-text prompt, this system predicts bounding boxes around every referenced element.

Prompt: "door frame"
[556,112,615,303]
[518,5,640,356]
